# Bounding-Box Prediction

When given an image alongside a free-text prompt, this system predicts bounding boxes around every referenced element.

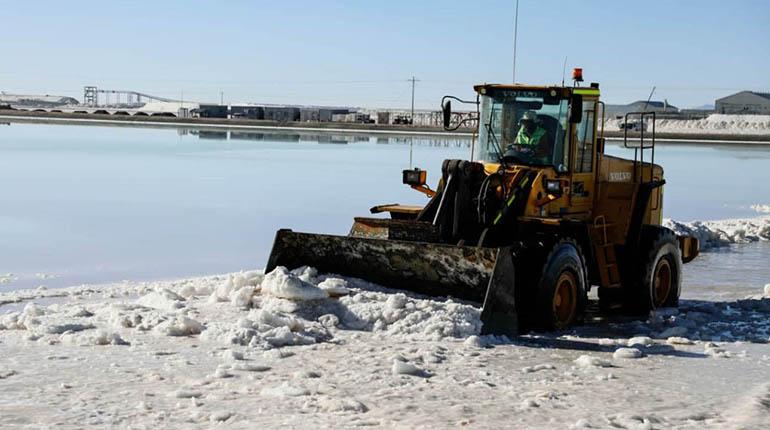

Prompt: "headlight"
[402,168,427,186]
[544,179,562,195]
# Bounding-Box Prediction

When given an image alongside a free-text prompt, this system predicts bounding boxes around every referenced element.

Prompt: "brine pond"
[1,122,768,298]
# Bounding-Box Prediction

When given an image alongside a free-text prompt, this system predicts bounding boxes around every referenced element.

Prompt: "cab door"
[568,99,598,215]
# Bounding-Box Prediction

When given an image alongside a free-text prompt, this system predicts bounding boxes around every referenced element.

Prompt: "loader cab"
[471,84,601,217]
[473,86,572,171]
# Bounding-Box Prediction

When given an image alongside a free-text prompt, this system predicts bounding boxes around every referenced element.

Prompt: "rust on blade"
[349,217,440,242]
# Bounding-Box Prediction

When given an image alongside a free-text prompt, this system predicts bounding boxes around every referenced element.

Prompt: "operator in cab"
[515,111,549,148]
[505,110,552,163]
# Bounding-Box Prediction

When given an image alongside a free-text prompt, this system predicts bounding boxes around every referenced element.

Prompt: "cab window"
[475,90,569,171]
[575,101,596,173]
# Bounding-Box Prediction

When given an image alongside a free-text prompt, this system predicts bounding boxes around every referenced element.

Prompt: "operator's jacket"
[515,125,547,147]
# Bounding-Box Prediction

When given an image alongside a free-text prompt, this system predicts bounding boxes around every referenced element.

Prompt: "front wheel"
[534,239,588,330]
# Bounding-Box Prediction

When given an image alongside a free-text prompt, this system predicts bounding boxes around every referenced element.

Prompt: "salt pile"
[603,114,770,135]
[613,347,643,359]
[574,355,613,368]
[391,359,430,377]
[0,266,483,356]
[664,216,770,249]
[260,267,328,301]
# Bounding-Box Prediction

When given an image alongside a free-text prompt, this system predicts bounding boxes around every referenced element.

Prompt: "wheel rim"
[552,271,577,329]
[653,258,672,308]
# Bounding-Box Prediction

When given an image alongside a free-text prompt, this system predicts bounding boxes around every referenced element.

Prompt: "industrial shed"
[264,107,300,122]
[230,105,264,119]
[299,108,350,122]
[196,104,229,118]
[715,91,770,114]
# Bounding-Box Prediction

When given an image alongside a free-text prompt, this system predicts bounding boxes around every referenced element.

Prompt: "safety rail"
[622,111,656,184]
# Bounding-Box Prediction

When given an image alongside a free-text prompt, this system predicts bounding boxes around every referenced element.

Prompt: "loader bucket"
[266,229,519,336]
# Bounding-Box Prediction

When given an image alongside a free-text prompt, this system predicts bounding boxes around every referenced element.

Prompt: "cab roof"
[473,83,600,98]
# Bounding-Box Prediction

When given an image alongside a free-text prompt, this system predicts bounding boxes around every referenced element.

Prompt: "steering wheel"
[502,144,534,164]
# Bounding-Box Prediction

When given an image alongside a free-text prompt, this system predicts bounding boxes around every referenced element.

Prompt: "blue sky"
[1,0,768,108]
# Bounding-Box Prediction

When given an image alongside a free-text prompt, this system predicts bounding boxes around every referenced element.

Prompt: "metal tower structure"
[83,86,98,106]
[82,86,181,107]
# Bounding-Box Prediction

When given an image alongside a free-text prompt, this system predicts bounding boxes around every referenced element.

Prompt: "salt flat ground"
[1,265,769,430]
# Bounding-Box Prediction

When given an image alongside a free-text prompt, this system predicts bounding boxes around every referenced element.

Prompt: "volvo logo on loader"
[266,73,700,336]
[610,171,633,182]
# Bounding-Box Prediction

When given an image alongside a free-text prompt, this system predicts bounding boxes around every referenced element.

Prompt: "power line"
[408,76,420,126]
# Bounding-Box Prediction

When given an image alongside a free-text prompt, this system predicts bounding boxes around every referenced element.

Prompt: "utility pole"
[408,76,419,126]
[513,0,519,83]
[220,91,224,105]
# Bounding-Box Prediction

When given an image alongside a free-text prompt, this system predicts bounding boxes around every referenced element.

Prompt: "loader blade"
[266,229,520,335]
[480,249,518,336]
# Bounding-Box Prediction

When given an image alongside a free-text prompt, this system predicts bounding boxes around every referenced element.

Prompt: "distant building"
[332,112,373,123]
[715,91,770,114]
[230,105,264,119]
[300,108,322,122]
[138,101,199,116]
[177,107,190,119]
[263,107,300,122]
[300,108,350,122]
[0,92,79,108]
[196,104,228,118]
[604,100,679,117]
[377,112,391,125]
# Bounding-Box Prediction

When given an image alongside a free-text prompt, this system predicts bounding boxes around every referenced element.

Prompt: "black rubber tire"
[628,225,682,314]
[533,239,588,331]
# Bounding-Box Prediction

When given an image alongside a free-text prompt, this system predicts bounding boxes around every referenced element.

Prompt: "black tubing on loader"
[631,225,682,313]
[531,239,588,331]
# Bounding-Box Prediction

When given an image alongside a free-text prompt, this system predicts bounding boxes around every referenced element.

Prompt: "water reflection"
[175,127,473,147]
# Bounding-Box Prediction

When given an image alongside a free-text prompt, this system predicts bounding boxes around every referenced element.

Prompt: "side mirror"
[442,100,452,129]
[569,94,583,123]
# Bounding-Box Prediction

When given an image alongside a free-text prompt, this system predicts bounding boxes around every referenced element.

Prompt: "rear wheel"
[533,239,588,330]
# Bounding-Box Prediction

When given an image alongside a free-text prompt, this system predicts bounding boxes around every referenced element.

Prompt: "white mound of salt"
[574,355,612,368]
[613,347,643,359]
[261,267,328,301]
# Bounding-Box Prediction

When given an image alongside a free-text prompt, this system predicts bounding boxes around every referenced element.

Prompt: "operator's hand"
[508,144,533,154]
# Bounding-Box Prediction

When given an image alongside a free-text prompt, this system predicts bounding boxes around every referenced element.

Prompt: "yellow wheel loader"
[266,75,700,336]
